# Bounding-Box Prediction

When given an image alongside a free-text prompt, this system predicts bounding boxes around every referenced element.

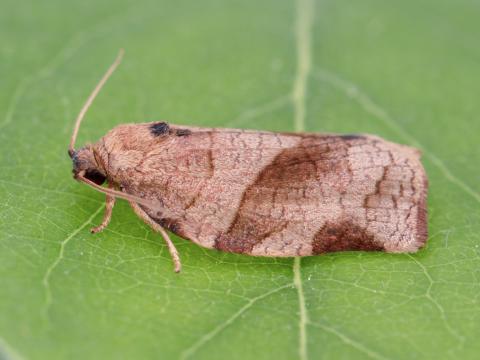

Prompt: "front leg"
[91,182,116,233]
[128,201,182,273]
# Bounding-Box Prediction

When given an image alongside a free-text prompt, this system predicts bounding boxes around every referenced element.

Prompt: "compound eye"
[84,169,106,185]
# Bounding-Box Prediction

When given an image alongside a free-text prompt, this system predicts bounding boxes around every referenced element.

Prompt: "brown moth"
[69,51,428,273]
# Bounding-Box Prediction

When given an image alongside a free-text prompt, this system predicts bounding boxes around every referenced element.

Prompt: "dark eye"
[85,170,106,185]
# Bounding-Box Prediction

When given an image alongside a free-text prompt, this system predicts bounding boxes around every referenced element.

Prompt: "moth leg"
[91,182,116,234]
[128,201,181,273]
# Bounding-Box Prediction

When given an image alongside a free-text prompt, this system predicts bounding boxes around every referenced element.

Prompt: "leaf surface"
[1,0,479,359]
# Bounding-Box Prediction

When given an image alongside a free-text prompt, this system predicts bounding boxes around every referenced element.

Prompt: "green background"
[1,0,479,359]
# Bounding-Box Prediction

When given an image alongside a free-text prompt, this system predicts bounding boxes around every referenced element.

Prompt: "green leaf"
[1,0,479,359]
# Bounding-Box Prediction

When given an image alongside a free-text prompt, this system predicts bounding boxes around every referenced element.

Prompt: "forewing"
[128,126,427,257]
[214,133,428,256]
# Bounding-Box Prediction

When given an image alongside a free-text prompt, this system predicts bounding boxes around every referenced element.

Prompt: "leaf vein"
[308,321,390,360]
[292,0,314,358]
[41,204,104,321]
[180,284,294,359]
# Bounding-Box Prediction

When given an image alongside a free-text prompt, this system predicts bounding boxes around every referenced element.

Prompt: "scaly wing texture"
[216,133,428,256]
[112,126,301,244]
[3,0,480,359]
[123,128,427,256]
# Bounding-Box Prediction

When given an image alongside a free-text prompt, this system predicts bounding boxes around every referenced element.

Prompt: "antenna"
[68,49,124,157]
[76,172,173,216]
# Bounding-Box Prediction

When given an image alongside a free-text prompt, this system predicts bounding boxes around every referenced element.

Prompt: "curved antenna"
[68,49,125,157]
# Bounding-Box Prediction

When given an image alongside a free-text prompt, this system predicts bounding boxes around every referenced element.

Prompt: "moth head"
[70,146,106,185]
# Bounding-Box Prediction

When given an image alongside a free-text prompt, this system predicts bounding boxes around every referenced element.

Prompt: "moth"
[70,51,428,273]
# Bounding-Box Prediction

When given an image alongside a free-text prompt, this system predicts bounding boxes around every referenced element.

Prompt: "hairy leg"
[91,182,116,234]
[128,201,181,273]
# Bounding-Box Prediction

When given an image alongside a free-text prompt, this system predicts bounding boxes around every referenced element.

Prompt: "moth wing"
[130,126,427,257]
[211,133,428,257]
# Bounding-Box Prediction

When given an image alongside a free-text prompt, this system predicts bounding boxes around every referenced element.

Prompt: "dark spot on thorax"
[150,122,170,136]
[338,134,365,141]
[176,129,192,137]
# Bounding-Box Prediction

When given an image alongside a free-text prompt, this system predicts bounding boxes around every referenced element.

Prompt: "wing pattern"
[104,124,428,256]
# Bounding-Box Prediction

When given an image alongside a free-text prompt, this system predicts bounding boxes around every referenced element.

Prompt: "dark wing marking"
[124,127,426,255]
[214,135,353,253]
